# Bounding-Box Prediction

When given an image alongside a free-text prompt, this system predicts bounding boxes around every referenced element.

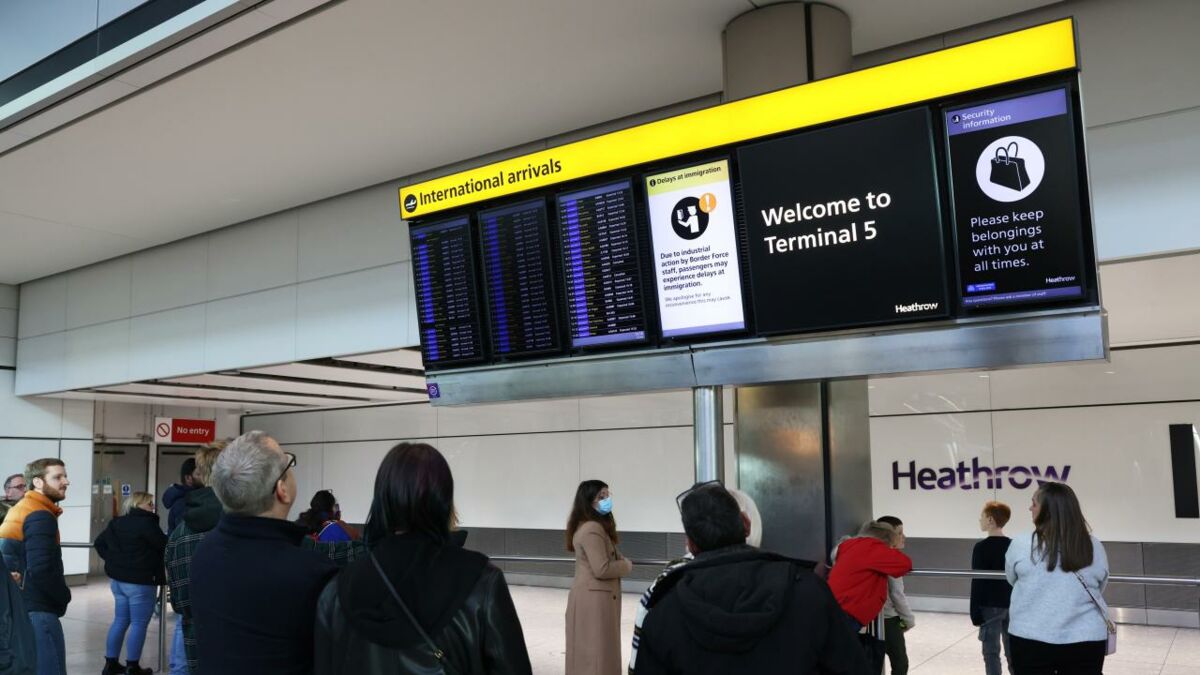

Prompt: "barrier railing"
[63,542,169,670]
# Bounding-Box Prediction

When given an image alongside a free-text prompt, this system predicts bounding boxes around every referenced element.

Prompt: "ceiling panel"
[246,363,426,390]
[104,382,367,407]
[55,390,295,412]
[166,373,426,401]
[332,349,424,371]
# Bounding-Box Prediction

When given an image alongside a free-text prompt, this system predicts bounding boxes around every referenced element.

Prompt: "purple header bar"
[946,88,1068,136]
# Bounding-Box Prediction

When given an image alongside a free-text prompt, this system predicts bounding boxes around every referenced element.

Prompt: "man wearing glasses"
[632,481,869,675]
[190,431,337,675]
[0,473,27,520]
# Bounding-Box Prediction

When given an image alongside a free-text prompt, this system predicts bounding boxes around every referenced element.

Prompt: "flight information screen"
[556,180,649,348]
[410,216,486,367]
[478,199,561,358]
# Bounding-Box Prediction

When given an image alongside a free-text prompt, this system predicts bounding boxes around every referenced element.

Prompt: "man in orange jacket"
[0,458,72,675]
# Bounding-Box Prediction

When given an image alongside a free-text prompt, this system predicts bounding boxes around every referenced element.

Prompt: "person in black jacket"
[971,500,1014,675]
[161,458,197,536]
[634,482,869,675]
[95,491,167,675]
[314,442,532,675]
[191,431,337,675]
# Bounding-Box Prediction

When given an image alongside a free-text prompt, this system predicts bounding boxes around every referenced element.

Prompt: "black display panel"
[556,180,649,348]
[478,199,561,358]
[945,87,1087,309]
[738,108,950,334]
[410,216,486,367]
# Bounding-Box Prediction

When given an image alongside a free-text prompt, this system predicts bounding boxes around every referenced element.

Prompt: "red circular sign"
[156,423,171,438]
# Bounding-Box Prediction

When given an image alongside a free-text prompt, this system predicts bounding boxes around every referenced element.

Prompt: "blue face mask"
[595,496,613,516]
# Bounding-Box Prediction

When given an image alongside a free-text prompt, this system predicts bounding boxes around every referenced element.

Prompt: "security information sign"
[946,87,1086,308]
[645,159,745,338]
[739,108,949,334]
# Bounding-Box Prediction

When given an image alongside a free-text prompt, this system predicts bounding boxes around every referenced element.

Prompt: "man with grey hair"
[190,431,337,675]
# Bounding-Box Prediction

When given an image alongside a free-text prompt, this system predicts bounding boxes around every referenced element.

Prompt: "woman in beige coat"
[565,480,633,675]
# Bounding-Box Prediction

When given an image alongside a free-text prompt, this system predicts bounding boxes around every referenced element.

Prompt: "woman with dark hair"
[565,480,632,675]
[298,490,359,542]
[1006,482,1113,674]
[314,443,532,674]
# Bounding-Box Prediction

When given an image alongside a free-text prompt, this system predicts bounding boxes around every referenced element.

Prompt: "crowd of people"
[0,432,1115,675]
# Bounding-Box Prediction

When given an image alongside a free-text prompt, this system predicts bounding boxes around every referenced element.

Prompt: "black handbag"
[989,141,1031,191]
[370,552,457,674]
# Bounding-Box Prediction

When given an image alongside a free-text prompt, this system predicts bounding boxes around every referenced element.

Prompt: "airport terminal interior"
[1,0,1199,673]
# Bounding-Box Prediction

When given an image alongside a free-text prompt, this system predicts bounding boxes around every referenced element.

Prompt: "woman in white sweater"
[1005,482,1112,674]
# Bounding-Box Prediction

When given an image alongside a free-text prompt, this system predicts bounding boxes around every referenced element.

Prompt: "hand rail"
[908,568,1200,587]
[60,542,168,668]
[489,555,672,566]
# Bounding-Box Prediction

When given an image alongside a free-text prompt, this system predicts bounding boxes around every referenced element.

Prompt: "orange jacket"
[0,491,62,543]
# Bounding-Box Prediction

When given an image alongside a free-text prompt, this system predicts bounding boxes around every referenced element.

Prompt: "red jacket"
[827,537,913,625]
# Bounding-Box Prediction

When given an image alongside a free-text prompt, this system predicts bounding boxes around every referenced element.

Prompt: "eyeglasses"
[268,452,297,499]
[675,479,724,511]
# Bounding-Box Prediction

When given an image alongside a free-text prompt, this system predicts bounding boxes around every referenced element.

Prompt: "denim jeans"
[170,617,188,674]
[28,611,65,675]
[979,606,1013,675]
[106,580,157,662]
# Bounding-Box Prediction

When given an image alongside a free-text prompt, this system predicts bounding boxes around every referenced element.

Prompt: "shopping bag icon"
[989,142,1031,191]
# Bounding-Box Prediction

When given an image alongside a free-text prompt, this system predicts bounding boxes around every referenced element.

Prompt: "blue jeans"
[29,611,65,675]
[170,616,188,674]
[106,580,156,661]
[979,606,1013,675]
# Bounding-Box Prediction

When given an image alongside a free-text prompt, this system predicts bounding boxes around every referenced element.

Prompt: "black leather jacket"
[314,533,532,675]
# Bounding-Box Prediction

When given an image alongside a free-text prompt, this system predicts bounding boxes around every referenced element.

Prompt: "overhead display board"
[644,159,745,338]
[945,87,1088,308]
[739,109,949,334]
[478,199,561,358]
[403,20,1101,385]
[410,217,485,366]
[556,180,650,349]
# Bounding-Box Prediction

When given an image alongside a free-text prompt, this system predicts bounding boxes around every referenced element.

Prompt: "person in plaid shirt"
[164,443,225,674]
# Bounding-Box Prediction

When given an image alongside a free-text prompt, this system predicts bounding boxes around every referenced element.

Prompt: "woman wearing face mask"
[565,480,632,675]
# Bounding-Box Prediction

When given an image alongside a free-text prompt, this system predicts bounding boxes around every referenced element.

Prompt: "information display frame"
[554,178,656,352]
[940,75,1099,314]
[476,197,565,361]
[401,20,1101,387]
[409,215,489,370]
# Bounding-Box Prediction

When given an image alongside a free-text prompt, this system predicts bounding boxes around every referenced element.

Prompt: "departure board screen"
[410,217,486,367]
[478,199,561,358]
[556,180,649,348]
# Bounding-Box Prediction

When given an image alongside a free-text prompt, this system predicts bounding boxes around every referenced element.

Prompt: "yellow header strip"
[400,19,1077,219]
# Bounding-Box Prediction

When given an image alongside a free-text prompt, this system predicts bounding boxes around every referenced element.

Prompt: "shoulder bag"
[370,552,457,674]
[1073,572,1117,655]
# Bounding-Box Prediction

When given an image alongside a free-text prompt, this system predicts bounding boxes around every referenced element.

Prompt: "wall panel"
[65,258,131,329]
[205,211,299,300]
[203,286,297,371]
[321,404,434,443]
[580,426,692,533]
[130,237,209,315]
[65,319,130,389]
[17,276,66,339]
[295,263,410,360]
[298,184,410,281]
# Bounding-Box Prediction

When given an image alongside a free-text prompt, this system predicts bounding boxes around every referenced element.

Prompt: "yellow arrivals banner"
[399,18,1077,219]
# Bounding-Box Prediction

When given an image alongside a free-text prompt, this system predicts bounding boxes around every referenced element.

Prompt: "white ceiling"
[0,0,1059,285]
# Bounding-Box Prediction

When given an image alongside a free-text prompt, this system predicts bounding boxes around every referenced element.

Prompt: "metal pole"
[693,385,724,483]
[158,585,167,670]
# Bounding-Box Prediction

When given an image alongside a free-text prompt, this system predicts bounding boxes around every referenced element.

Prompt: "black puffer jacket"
[314,532,532,675]
[94,508,168,586]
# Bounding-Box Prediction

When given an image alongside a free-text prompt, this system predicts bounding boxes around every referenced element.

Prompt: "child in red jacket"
[828,521,913,631]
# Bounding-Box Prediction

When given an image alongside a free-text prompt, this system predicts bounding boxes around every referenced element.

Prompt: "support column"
[723,3,870,562]
[692,385,724,482]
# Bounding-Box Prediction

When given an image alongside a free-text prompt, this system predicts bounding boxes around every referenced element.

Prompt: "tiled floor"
[62,581,1198,674]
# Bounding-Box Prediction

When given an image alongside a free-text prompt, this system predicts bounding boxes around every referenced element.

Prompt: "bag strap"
[1006,141,1019,159]
[1073,572,1117,634]
[369,552,452,669]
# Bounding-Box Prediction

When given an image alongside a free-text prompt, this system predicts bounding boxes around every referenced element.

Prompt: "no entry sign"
[154,417,216,444]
